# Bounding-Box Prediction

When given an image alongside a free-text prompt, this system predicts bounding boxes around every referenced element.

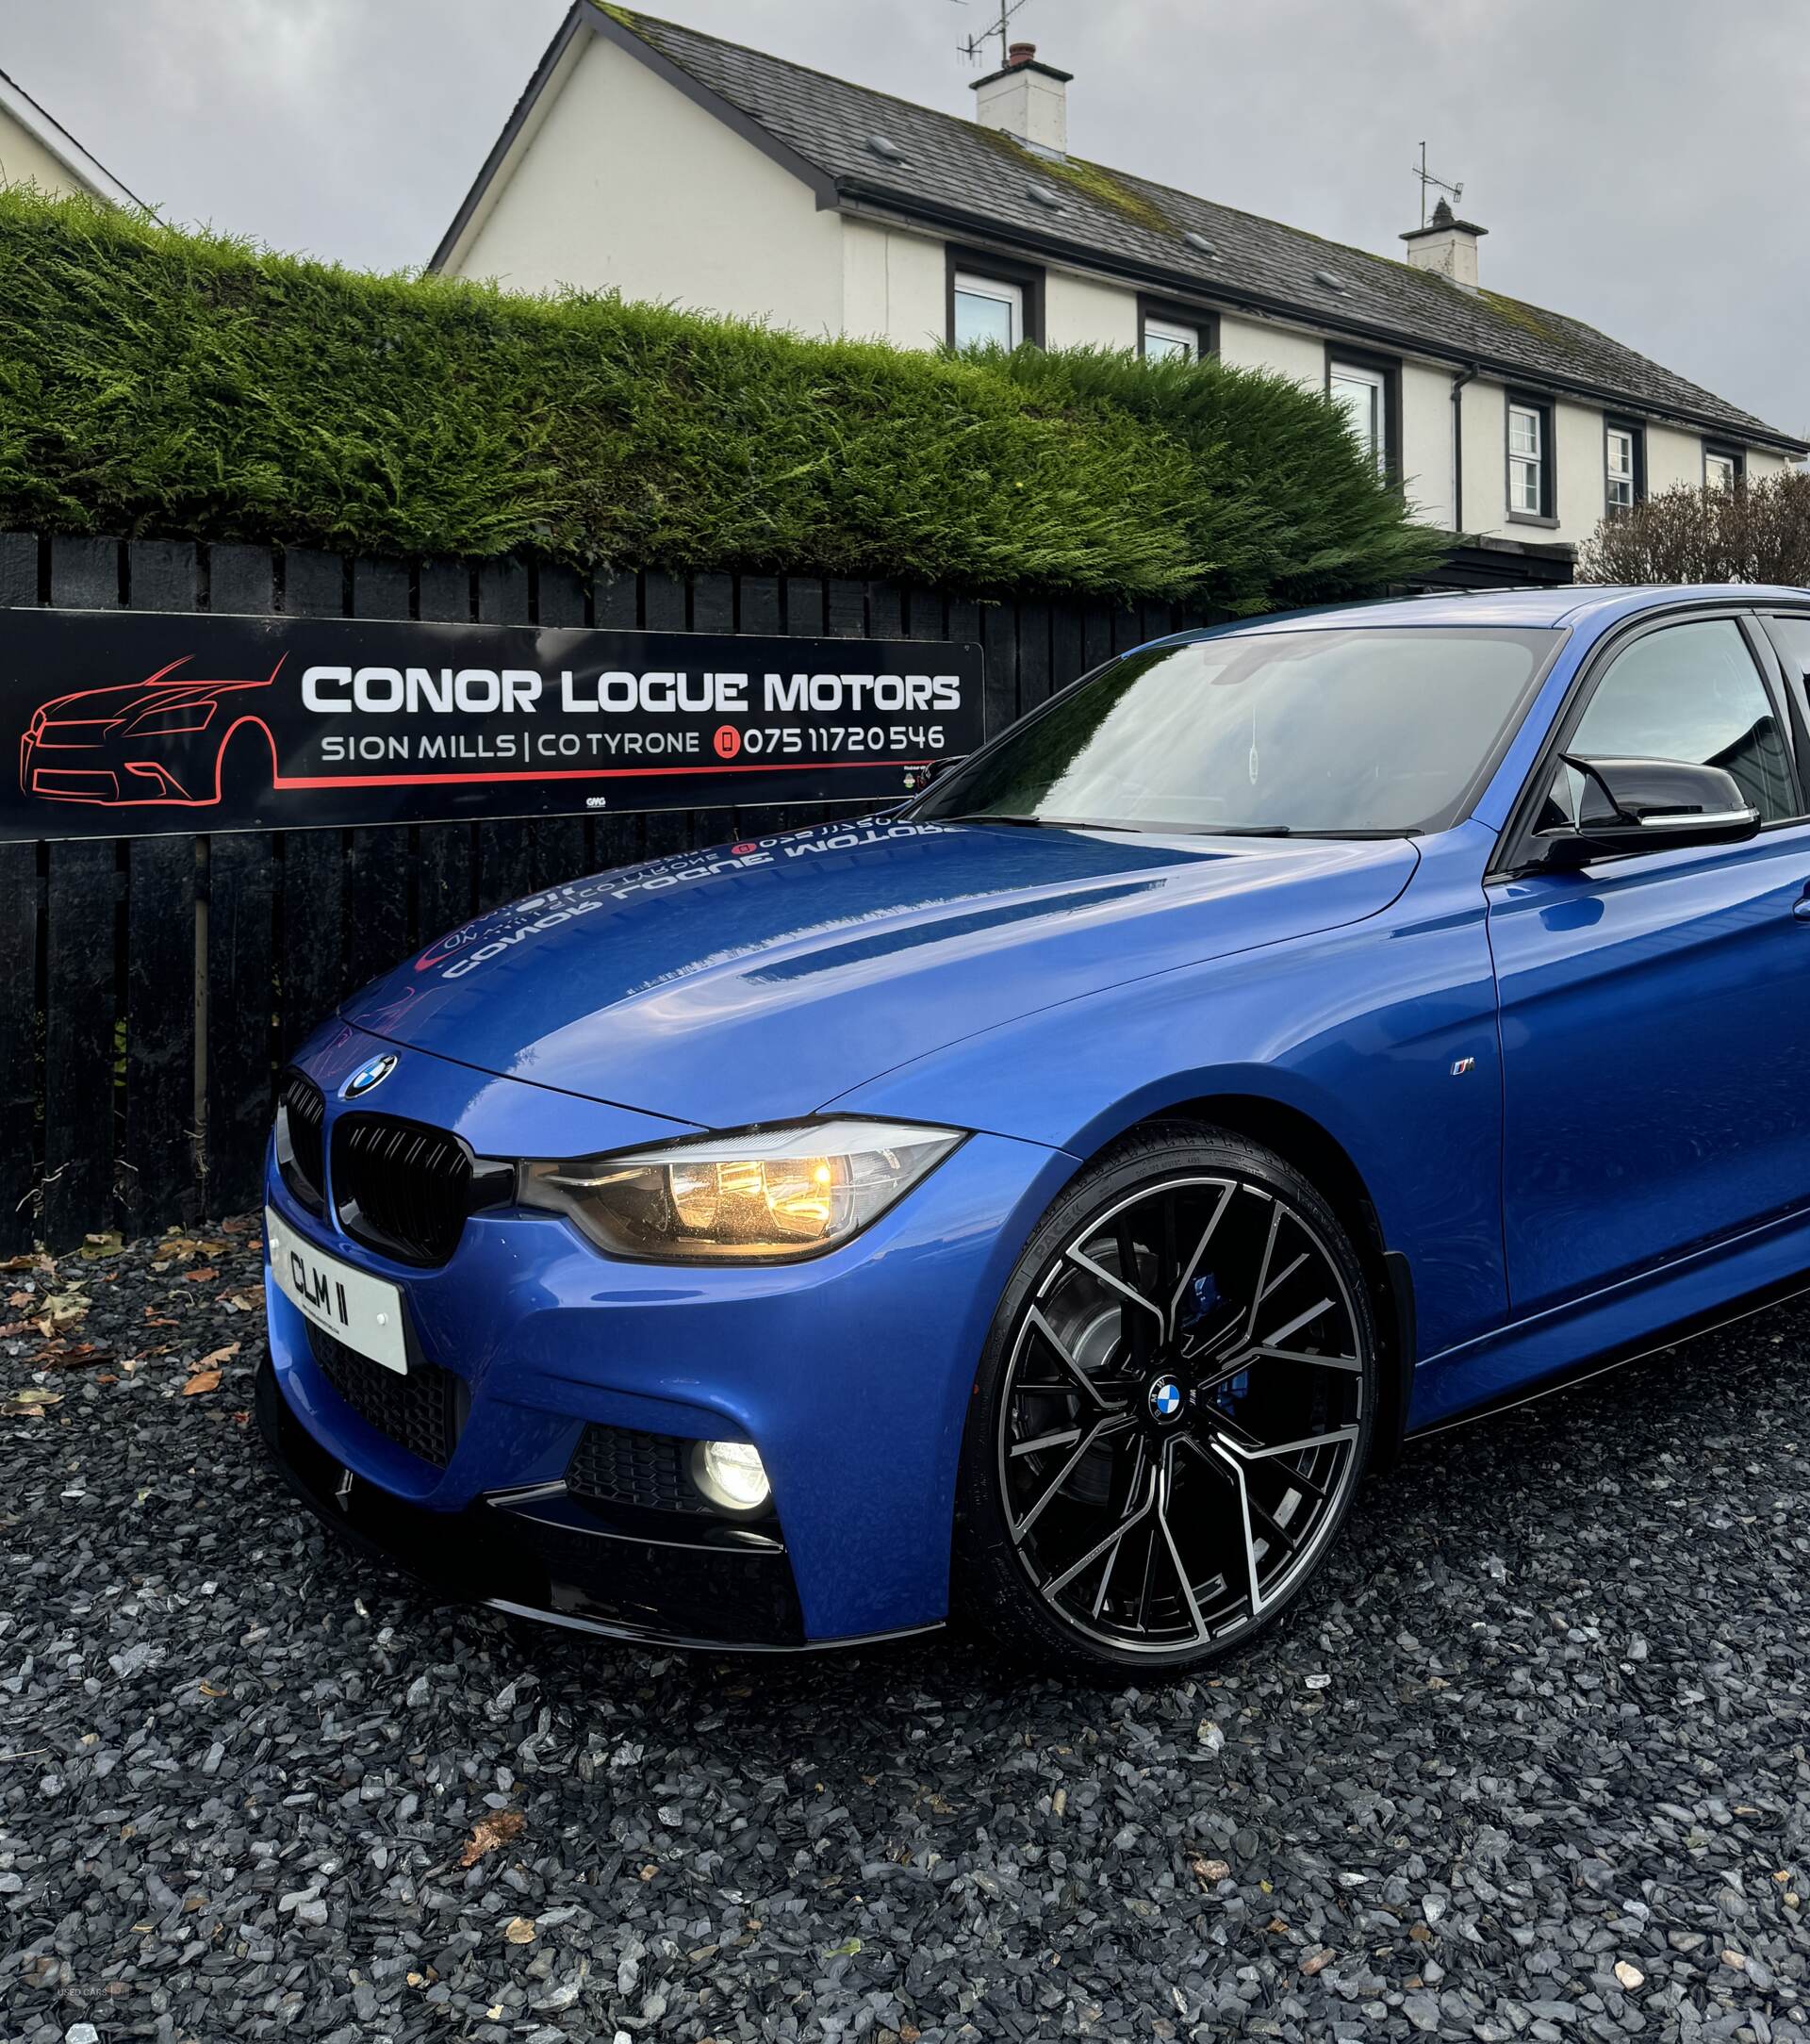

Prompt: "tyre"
[211,717,275,805]
[954,1123,1377,1679]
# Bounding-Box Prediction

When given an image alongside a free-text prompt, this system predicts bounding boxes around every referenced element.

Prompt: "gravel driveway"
[3,1218,1807,2044]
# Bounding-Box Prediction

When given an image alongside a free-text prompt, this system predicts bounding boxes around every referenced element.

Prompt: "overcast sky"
[8,0,1807,435]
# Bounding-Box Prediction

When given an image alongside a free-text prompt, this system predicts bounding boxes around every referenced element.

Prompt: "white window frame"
[1142,314,1200,363]
[1329,360,1389,474]
[1605,426,1637,513]
[951,272,1024,352]
[1704,447,1740,492]
[1508,401,1546,518]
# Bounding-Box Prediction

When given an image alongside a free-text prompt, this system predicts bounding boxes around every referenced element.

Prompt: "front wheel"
[954,1125,1377,1679]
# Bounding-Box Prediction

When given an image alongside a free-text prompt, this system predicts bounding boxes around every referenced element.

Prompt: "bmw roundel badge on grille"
[342,1052,397,1100]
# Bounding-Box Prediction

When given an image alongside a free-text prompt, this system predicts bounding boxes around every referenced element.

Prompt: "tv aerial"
[1412,141,1464,229]
[953,0,1036,69]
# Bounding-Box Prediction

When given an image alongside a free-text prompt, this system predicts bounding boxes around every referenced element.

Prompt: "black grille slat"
[277,1071,326,1213]
[306,1325,460,1469]
[333,1113,474,1266]
[567,1425,710,1516]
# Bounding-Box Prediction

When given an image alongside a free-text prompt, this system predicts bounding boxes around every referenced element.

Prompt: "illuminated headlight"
[518,1118,964,1262]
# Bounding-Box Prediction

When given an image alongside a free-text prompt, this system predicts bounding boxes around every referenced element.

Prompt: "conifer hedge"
[0,189,1445,608]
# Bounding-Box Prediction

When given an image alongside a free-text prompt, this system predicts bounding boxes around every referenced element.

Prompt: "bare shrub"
[1577,470,1810,586]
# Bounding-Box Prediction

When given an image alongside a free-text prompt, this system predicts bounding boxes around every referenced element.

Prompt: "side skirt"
[1405,1203,1810,1437]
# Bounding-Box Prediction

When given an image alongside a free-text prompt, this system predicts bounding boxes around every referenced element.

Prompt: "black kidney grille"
[567,1425,710,1516]
[277,1071,326,1212]
[307,1324,460,1470]
[333,1114,473,1266]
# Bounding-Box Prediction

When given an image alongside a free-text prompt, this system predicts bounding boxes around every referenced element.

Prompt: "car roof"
[1167,584,1810,639]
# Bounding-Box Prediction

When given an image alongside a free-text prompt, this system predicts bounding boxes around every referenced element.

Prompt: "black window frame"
[1603,416,1646,519]
[946,244,1045,352]
[1489,605,1806,881]
[1505,390,1557,528]
[1324,345,1403,489]
[1703,441,1746,491]
[1138,295,1217,363]
[1755,609,1810,798]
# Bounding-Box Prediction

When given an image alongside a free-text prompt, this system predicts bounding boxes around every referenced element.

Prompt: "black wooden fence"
[0,532,1217,1251]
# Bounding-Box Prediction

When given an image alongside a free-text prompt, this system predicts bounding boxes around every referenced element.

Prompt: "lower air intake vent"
[567,1425,711,1516]
[276,1071,326,1212]
[333,1113,474,1267]
[307,1325,461,1470]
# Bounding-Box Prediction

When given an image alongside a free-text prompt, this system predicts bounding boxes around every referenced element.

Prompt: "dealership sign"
[1,608,985,841]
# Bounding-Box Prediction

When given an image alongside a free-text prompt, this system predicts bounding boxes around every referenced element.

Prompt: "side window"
[1765,615,1810,737]
[1564,619,1795,825]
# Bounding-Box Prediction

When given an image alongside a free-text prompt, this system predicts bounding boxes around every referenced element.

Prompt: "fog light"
[693,1438,771,1515]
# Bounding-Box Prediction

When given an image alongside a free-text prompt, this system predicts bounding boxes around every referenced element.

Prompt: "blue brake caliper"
[1182,1273,1248,1414]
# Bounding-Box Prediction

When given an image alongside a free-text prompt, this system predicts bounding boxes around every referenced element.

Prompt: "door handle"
[1796,896,1810,922]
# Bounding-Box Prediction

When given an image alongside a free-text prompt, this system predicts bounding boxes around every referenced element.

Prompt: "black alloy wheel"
[956,1126,1377,1677]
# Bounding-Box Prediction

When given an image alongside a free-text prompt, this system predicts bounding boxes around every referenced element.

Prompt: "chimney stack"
[1399,197,1487,292]
[971,41,1073,156]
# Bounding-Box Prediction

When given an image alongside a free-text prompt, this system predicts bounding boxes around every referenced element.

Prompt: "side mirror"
[1538,755,1761,866]
[904,755,967,796]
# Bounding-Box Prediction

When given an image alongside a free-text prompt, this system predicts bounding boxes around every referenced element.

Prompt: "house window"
[946,249,1043,351]
[1605,420,1644,515]
[951,272,1023,350]
[1329,360,1389,474]
[1507,396,1555,521]
[1140,305,1209,362]
[1704,445,1744,491]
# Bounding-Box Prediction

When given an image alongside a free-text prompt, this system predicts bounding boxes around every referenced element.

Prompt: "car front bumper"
[260,1021,1075,1648]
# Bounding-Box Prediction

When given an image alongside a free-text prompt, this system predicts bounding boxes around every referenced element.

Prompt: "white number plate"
[266,1206,409,1376]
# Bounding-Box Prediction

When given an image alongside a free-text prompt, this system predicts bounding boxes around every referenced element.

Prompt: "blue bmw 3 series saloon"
[259,585,1810,1676]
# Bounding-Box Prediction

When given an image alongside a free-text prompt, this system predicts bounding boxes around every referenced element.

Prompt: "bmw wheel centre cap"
[1148,1375,1185,1423]
[342,1052,397,1100]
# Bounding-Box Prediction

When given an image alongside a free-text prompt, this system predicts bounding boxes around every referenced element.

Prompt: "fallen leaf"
[1300,1948,1335,1977]
[198,1681,229,1698]
[823,1937,863,1959]
[502,1916,535,1944]
[182,1370,222,1397]
[78,1230,123,1261]
[639,1864,657,1881]
[459,1810,526,1868]
[195,1343,240,1371]
[1614,1960,1644,1990]
[1190,1857,1231,1888]
[2,1389,62,1416]
[184,1267,219,1283]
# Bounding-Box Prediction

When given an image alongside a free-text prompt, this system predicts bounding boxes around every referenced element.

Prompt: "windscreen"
[915,626,1561,835]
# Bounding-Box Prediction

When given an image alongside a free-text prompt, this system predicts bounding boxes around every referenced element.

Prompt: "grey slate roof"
[489,5,1805,453]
